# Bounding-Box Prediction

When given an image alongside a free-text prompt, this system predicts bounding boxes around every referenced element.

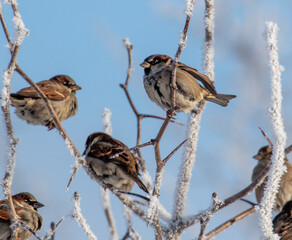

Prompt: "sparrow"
[140,54,236,113]
[252,145,292,211]
[10,75,81,130]
[0,192,44,240]
[83,132,149,193]
[273,200,292,240]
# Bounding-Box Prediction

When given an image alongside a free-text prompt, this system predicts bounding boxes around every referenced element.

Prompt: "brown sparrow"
[140,54,236,113]
[0,192,44,240]
[252,145,292,211]
[273,200,292,240]
[83,132,148,193]
[10,75,81,130]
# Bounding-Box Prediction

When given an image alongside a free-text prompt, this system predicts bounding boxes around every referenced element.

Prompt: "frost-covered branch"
[99,108,118,240]
[123,205,142,240]
[102,108,112,135]
[0,1,27,238]
[72,192,98,240]
[172,0,214,224]
[257,21,286,240]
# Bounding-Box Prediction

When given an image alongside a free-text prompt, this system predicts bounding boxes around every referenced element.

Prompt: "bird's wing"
[11,80,68,101]
[178,63,217,95]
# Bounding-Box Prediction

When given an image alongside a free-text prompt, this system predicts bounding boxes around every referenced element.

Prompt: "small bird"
[252,145,292,211]
[83,132,148,193]
[140,54,236,113]
[10,75,81,130]
[273,200,292,240]
[0,192,44,240]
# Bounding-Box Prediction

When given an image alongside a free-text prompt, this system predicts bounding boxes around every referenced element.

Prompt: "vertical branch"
[72,192,98,240]
[258,22,286,239]
[0,1,28,238]
[123,205,142,240]
[172,0,214,223]
[170,0,196,110]
[99,108,118,240]
[100,188,118,240]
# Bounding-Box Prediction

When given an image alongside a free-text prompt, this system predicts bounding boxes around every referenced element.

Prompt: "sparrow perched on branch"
[0,192,44,240]
[273,200,292,240]
[10,75,81,130]
[252,145,292,211]
[140,54,236,113]
[83,132,148,193]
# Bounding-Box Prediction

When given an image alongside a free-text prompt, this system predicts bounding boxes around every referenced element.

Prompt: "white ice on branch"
[185,0,196,17]
[72,192,98,240]
[123,38,132,49]
[147,195,158,224]
[1,70,13,107]
[12,12,28,46]
[203,0,215,82]
[102,108,112,135]
[257,21,286,240]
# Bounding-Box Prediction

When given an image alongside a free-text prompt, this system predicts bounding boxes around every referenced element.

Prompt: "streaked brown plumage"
[10,75,81,130]
[83,132,148,193]
[141,54,236,113]
[0,192,44,240]
[252,145,292,211]
[273,200,292,240]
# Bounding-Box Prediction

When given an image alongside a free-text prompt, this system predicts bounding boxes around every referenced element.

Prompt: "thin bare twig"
[205,207,256,239]
[220,165,270,209]
[162,138,188,164]
[258,126,273,147]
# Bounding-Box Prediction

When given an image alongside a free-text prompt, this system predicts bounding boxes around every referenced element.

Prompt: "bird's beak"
[72,85,82,91]
[253,154,262,160]
[33,201,44,209]
[140,61,150,68]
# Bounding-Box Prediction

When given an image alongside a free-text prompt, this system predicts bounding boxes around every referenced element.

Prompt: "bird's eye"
[154,59,159,64]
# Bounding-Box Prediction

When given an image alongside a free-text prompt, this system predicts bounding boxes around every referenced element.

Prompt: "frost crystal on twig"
[102,108,112,135]
[12,12,28,46]
[147,195,159,224]
[257,21,286,240]
[203,0,215,82]
[185,0,196,17]
[72,192,98,240]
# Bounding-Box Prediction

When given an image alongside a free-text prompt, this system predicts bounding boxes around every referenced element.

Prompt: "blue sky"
[1,0,292,239]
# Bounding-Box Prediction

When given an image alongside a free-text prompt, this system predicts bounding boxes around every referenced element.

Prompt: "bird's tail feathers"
[135,177,149,194]
[205,93,236,107]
